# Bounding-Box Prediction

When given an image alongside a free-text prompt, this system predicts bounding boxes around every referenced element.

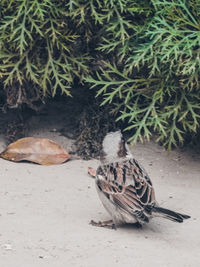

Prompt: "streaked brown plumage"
[91,131,190,228]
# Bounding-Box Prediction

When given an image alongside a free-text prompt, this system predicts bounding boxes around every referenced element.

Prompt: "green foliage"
[84,0,200,149]
[0,0,200,149]
[0,0,90,99]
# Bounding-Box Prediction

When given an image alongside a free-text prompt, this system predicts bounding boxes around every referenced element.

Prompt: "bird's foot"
[90,220,116,230]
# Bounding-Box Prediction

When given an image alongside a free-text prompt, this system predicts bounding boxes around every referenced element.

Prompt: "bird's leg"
[90,220,116,230]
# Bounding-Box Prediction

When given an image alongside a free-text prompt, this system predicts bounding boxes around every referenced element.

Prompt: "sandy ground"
[0,112,199,267]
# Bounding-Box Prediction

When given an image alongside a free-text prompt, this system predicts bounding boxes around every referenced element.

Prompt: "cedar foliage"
[0,0,200,149]
[0,0,90,103]
[85,0,200,149]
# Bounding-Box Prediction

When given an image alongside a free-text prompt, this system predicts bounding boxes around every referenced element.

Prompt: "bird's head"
[100,130,132,164]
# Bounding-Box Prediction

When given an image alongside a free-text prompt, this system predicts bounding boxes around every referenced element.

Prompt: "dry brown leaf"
[88,167,96,177]
[0,137,70,165]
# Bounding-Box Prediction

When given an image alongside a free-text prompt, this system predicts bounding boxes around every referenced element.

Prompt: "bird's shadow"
[117,221,166,235]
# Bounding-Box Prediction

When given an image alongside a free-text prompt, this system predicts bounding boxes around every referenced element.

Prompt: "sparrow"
[90,130,190,229]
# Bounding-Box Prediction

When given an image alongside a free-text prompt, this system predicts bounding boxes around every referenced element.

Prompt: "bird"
[90,130,190,229]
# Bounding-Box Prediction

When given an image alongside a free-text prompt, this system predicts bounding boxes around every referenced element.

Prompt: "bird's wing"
[96,159,156,222]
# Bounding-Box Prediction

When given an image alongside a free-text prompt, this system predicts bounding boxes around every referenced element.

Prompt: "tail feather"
[153,207,190,223]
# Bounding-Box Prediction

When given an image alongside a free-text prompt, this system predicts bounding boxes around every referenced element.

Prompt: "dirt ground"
[0,110,199,267]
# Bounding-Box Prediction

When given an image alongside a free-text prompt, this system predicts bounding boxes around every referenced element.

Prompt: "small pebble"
[2,244,13,250]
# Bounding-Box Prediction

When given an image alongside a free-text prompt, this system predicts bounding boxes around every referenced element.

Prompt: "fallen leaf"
[88,167,96,177]
[0,137,70,165]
